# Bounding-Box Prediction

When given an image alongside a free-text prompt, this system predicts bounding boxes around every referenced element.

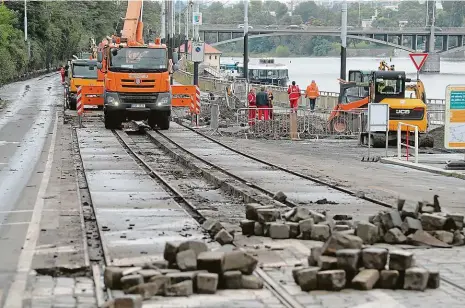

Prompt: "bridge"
[199,25,465,55]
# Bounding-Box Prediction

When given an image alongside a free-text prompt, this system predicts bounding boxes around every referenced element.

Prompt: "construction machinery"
[65,59,104,110]
[329,70,434,148]
[96,0,194,130]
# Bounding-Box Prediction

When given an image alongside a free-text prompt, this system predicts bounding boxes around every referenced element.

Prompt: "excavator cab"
[348,70,372,83]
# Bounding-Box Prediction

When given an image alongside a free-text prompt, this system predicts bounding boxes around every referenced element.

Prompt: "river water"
[225,56,465,99]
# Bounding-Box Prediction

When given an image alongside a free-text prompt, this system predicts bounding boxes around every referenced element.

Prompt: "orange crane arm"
[121,0,144,43]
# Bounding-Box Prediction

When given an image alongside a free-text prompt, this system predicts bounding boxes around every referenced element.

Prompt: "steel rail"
[112,128,304,308]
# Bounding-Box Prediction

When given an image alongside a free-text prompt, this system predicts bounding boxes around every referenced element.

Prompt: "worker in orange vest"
[305,80,320,112]
[247,88,257,125]
[287,81,301,111]
[60,66,65,83]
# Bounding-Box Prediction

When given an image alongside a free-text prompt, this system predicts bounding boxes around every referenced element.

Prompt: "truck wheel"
[104,113,120,129]
[69,100,76,111]
[157,114,170,130]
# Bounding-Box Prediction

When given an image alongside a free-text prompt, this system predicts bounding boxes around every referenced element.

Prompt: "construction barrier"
[80,84,104,108]
[171,85,197,107]
[77,86,83,127]
[397,122,419,163]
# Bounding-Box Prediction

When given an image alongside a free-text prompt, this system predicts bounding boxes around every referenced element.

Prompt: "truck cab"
[67,59,102,110]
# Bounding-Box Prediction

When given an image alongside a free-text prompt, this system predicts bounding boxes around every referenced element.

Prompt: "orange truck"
[96,0,194,130]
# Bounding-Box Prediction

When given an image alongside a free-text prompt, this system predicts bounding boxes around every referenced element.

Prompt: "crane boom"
[121,0,143,43]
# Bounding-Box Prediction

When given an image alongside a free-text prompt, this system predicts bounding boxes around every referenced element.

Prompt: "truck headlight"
[157,96,170,106]
[106,93,120,106]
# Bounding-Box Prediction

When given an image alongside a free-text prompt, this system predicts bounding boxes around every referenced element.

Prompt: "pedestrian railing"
[397,122,419,164]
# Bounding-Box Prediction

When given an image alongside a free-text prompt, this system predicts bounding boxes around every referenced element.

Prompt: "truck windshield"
[109,47,167,72]
[72,64,97,79]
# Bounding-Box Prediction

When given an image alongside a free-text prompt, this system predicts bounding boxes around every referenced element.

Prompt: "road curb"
[380,157,465,180]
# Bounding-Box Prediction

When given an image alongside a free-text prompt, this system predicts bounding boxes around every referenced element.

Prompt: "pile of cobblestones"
[292,232,440,291]
[103,240,262,307]
[240,203,337,241]
[357,198,465,246]
[239,197,465,247]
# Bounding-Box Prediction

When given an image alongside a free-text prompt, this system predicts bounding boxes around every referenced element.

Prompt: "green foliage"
[275,45,290,57]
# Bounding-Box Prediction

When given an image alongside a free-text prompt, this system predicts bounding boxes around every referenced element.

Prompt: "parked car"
[286,25,304,30]
[237,24,253,29]
[265,25,279,29]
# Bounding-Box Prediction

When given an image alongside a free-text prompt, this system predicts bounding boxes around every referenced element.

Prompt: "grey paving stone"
[55,277,75,287]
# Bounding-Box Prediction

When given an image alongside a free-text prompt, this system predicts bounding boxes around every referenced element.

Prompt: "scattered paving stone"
[245,203,263,220]
[333,214,352,221]
[420,214,447,231]
[318,256,338,270]
[298,218,314,239]
[407,230,452,247]
[273,191,287,202]
[269,223,290,239]
[290,207,311,222]
[263,222,271,237]
[241,275,264,289]
[309,210,326,224]
[121,275,144,291]
[137,270,161,282]
[104,267,125,289]
[223,271,242,289]
[222,251,258,274]
[159,269,180,275]
[340,229,356,235]
[443,217,459,231]
[128,278,168,298]
[401,217,423,235]
[215,244,236,252]
[308,247,322,266]
[431,230,454,244]
[453,230,465,246]
[427,270,440,289]
[165,280,193,296]
[196,273,218,294]
[317,270,346,291]
[404,267,429,291]
[203,220,224,238]
[295,267,319,291]
[356,222,379,244]
[164,242,180,264]
[287,222,300,238]
[283,208,296,221]
[389,250,414,271]
[322,233,364,256]
[256,209,281,223]
[378,270,399,289]
[197,251,225,274]
[292,266,305,283]
[311,224,331,241]
[352,269,380,290]
[176,249,197,271]
[334,225,351,232]
[240,220,255,236]
[384,228,407,244]
[113,295,142,308]
[362,247,388,270]
[178,241,209,256]
[381,211,403,230]
[336,249,361,273]
[122,267,142,276]
[214,229,234,245]
[447,213,464,230]
[254,222,264,236]
[165,272,197,286]
[150,260,169,269]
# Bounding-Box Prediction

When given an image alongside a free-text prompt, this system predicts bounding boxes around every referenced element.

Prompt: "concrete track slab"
[77,127,208,264]
[159,123,382,220]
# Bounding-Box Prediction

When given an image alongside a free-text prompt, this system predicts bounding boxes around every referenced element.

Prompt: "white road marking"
[0,209,78,214]
[0,222,30,226]
[34,245,79,255]
[3,111,58,308]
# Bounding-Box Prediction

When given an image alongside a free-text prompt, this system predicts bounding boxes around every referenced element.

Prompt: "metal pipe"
[243,0,249,82]
[161,0,166,40]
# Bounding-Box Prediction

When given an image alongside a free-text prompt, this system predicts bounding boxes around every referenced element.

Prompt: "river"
[225,56,465,99]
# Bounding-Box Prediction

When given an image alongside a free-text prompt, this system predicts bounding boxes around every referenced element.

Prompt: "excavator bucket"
[171,85,197,107]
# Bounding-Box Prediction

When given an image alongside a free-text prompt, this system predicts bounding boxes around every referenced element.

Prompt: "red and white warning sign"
[409,53,429,71]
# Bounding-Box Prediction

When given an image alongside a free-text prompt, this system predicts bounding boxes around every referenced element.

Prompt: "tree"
[275,45,290,57]
[291,15,303,25]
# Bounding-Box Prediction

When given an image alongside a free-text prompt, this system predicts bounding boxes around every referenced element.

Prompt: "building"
[179,42,222,71]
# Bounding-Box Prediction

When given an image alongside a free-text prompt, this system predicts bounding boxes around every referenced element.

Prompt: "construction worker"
[60,66,66,83]
[305,80,320,112]
[267,89,274,119]
[287,81,301,112]
[256,86,269,120]
[247,88,256,125]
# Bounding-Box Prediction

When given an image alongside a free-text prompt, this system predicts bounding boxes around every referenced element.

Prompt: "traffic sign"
[409,53,428,71]
[193,12,202,25]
